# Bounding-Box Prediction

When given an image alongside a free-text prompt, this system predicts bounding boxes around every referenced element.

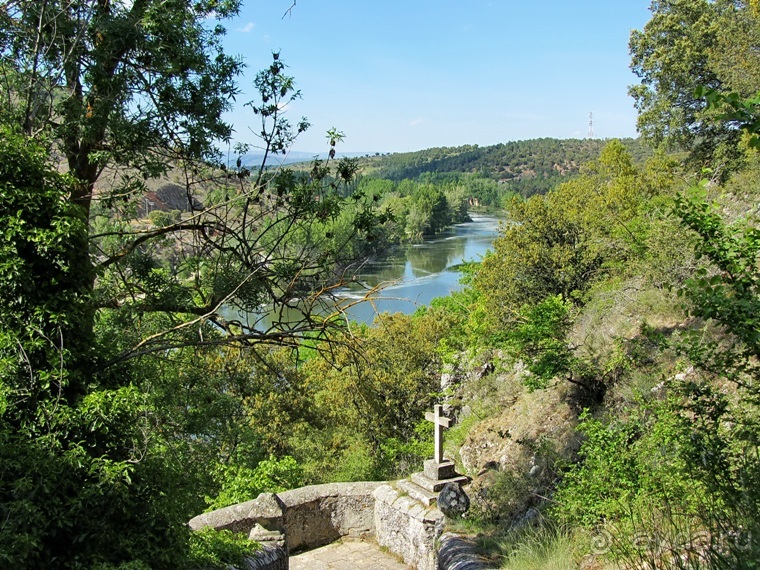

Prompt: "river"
[226,215,501,329]
[337,214,501,323]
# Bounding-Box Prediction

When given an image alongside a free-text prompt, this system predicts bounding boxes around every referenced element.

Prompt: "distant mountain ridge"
[233,138,651,198]
[235,150,372,168]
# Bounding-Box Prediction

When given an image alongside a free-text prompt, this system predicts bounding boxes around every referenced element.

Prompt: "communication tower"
[588,112,594,139]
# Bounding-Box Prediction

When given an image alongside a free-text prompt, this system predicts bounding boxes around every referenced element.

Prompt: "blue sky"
[220,1,653,154]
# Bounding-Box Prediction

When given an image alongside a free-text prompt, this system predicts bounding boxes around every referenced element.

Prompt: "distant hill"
[236,150,372,168]
[358,137,651,198]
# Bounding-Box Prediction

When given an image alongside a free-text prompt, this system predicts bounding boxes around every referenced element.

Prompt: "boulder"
[437,482,470,519]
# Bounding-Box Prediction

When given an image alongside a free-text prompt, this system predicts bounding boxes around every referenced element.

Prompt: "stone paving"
[289,538,412,570]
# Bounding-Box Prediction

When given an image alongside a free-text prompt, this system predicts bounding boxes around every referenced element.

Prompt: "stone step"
[410,472,470,494]
[396,479,439,506]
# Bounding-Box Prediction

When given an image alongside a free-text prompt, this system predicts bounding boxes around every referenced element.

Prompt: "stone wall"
[373,485,445,570]
[190,480,488,570]
[239,544,288,570]
[277,482,382,551]
[189,492,284,536]
[437,533,488,570]
[190,481,383,553]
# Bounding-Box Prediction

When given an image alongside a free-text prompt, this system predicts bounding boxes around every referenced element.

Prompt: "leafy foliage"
[475,140,650,320]
[1,0,243,194]
[673,184,760,385]
[187,528,260,570]
[629,0,760,168]
[0,129,194,568]
[698,86,760,150]
[551,153,760,568]
[505,296,574,391]
[0,16,384,564]
[208,455,304,511]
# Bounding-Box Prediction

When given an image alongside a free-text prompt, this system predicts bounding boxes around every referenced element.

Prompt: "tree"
[0,128,195,568]
[1,0,379,361]
[710,2,760,99]
[629,0,759,167]
[1,0,242,199]
[295,310,447,480]
[0,0,240,350]
[0,2,384,566]
[475,141,647,321]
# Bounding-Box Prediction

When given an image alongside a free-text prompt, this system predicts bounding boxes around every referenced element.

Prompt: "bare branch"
[95,221,221,270]
[282,0,296,19]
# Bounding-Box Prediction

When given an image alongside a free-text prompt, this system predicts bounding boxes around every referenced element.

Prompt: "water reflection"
[225,215,501,329]
[340,215,500,323]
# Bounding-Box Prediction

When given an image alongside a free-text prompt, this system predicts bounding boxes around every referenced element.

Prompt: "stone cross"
[425,404,451,464]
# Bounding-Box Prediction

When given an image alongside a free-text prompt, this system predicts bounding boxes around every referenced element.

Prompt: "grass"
[448,516,586,569]
[498,525,578,570]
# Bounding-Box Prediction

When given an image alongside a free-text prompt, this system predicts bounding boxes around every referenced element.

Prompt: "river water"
[338,214,501,323]
[227,215,501,330]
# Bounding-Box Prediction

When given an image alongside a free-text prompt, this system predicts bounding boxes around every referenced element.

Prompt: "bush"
[186,528,259,570]
[208,455,304,510]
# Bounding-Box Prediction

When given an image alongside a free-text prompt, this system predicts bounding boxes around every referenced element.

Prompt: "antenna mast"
[588,112,594,139]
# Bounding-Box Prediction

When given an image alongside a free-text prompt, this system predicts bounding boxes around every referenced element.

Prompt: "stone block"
[188,492,287,536]
[248,524,285,546]
[423,459,457,480]
[189,499,259,535]
[396,479,438,506]
[251,492,286,520]
[437,482,470,519]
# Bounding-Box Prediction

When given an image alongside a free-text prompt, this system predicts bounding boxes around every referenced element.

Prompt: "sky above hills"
[221,1,652,155]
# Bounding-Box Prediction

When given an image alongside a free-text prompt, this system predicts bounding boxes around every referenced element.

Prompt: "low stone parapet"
[190,492,286,537]
[190,480,486,569]
[373,484,445,570]
[277,481,383,551]
[190,481,384,554]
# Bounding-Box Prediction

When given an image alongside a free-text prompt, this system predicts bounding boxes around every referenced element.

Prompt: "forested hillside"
[361,137,651,197]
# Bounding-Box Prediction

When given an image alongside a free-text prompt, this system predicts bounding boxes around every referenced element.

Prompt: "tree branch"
[96,221,221,270]
[282,0,296,19]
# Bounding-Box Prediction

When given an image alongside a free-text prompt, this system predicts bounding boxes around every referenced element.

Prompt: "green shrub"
[186,528,259,569]
[208,455,304,510]
[505,296,574,391]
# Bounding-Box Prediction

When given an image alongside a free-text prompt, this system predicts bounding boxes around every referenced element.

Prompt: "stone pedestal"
[397,459,469,506]
[424,459,457,480]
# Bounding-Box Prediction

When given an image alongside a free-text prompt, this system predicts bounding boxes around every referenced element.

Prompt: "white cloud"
[236,22,255,33]
[410,118,423,127]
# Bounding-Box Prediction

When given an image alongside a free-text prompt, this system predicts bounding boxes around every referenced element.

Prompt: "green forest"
[1,0,760,569]
[360,137,651,199]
